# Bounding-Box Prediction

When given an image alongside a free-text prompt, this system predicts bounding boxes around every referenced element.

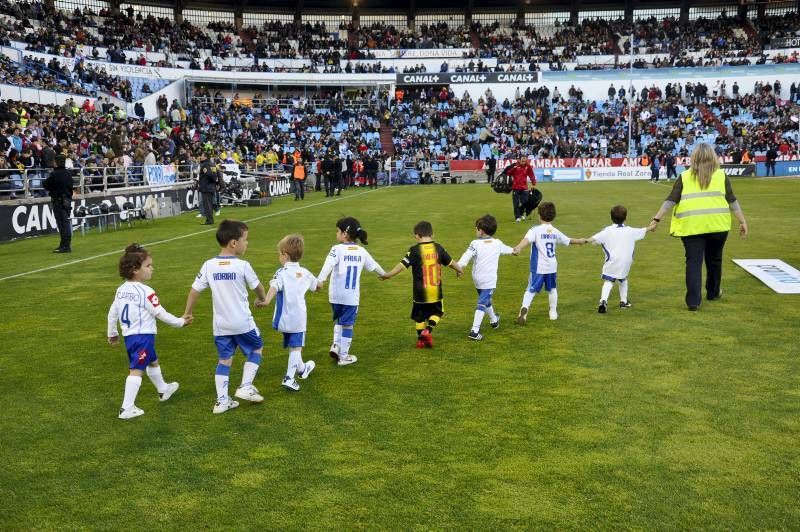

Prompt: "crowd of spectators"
[1,0,797,73]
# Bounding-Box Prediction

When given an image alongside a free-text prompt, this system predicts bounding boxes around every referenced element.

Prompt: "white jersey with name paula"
[191,256,261,336]
[317,243,385,305]
[457,237,515,289]
[270,262,317,333]
[107,281,185,337]
[591,224,647,280]
[524,223,572,274]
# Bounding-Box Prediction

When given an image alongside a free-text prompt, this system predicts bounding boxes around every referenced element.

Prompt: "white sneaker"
[299,360,315,379]
[549,310,558,320]
[337,354,357,366]
[515,217,522,222]
[329,342,340,360]
[159,381,179,402]
[212,398,239,414]
[215,209,221,216]
[118,405,144,419]
[195,213,203,218]
[234,385,264,403]
[282,376,300,391]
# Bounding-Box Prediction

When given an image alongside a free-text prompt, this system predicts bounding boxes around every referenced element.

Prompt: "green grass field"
[1,179,799,529]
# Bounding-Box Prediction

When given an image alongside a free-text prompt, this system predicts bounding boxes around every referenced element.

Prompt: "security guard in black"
[43,155,74,253]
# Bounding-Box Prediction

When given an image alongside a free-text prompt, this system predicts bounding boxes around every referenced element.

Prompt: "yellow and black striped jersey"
[401,242,452,303]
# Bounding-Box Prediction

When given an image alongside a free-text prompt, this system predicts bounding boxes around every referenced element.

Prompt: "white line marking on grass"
[0,188,382,282]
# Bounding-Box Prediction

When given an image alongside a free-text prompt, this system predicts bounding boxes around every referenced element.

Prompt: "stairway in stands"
[379,122,395,155]
[697,103,728,136]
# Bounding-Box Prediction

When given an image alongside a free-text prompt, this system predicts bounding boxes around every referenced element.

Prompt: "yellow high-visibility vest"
[670,168,731,237]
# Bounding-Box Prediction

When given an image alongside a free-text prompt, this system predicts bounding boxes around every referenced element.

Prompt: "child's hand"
[512,247,520,255]
[647,220,659,232]
[182,315,194,326]
[108,336,120,346]
[316,280,324,291]
[254,298,267,308]
[456,270,463,279]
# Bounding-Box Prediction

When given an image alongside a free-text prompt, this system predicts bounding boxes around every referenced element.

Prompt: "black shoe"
[53,247,71,253]
[201,222,214,225]
[619,301,632,308]
[598,300,607,313]
[688,305,699,311]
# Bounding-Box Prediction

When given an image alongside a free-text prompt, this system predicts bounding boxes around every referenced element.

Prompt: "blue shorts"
[331,303,358,326]
[528,272,557,293]
[214,329,263,360]
[602,274,626,282]
[476,288,494,308]
[282,332,305,348]
[125,334,157,370]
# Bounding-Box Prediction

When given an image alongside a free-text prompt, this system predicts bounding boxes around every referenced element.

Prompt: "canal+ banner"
[397,72,539,85]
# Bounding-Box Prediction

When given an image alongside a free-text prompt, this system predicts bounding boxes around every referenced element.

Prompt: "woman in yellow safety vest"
[292,157,306,201]
[648,143,748,310]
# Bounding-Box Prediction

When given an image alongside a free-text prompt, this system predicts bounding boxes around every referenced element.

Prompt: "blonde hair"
[688,143,720,190]
[278,234,304,262]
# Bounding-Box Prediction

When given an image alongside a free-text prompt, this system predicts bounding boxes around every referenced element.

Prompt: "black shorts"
[411,301,444,323]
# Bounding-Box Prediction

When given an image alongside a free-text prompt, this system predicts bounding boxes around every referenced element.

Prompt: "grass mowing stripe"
[0,188,381,282]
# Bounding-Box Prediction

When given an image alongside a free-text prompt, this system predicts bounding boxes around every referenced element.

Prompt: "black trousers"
[681,231,728,308]
[324,174,335,196]
[512,189,529,219]
[766,160,776,176]
[667,166,677,179]
[200,191,215,224]
[52,198,72,250]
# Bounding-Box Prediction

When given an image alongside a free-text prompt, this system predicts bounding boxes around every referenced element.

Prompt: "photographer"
[43,154,74,253]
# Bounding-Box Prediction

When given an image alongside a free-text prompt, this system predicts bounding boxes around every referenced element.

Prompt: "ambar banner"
[397,72,539,85]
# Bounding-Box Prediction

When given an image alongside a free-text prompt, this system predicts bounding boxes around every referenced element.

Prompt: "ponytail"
[336,216,368,245]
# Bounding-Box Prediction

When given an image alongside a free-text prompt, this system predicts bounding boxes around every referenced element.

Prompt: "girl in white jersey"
[317,217,386,366]
[108,244,190,420]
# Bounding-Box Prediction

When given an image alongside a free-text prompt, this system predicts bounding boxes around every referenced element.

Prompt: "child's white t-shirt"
[317,243,384,306]
[270,262,317,333]
[107,281,184,337]
[525,223,571,274]
[458,237,514,289]
[591,224,647,280]
[192,256,261,336]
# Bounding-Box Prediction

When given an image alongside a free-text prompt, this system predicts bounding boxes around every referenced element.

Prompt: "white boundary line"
[0,188,382,282]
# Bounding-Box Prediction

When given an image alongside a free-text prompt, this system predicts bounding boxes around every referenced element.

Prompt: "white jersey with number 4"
[107,281,184,337]
[317,243,384,306]
[591,224,647,280]
[525,223,571,274]
[457,237,514,289]
[191,256,261,336]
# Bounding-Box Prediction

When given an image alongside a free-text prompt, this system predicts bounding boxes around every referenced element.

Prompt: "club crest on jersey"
[295,272,303,278]
[147,293,160,307]
[347,246,358,250]
[218,260,230,265]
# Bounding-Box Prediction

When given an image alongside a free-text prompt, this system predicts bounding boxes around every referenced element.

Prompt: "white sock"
[215,374,229,401]
[340,335,352,356]
[471,309,485,332]
[145,365,167,393]
[522,290,535,309]
[600,281,613,302]
[287,350,303,379]
[619,280,629,302]
[485,306,498,322]
[241,361,259,388]
[548,288,558,312]
[333,324,342,346]
[122,375,142,409]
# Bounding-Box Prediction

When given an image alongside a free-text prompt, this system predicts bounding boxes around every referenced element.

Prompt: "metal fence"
[0,164,198,200]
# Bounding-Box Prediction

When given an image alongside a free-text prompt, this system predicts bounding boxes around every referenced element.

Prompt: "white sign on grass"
[733,259,800,294]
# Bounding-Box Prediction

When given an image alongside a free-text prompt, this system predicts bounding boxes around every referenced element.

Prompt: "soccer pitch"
[1,180,798,529]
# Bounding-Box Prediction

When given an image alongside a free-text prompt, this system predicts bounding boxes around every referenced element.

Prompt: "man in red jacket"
[508,157,536,222]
